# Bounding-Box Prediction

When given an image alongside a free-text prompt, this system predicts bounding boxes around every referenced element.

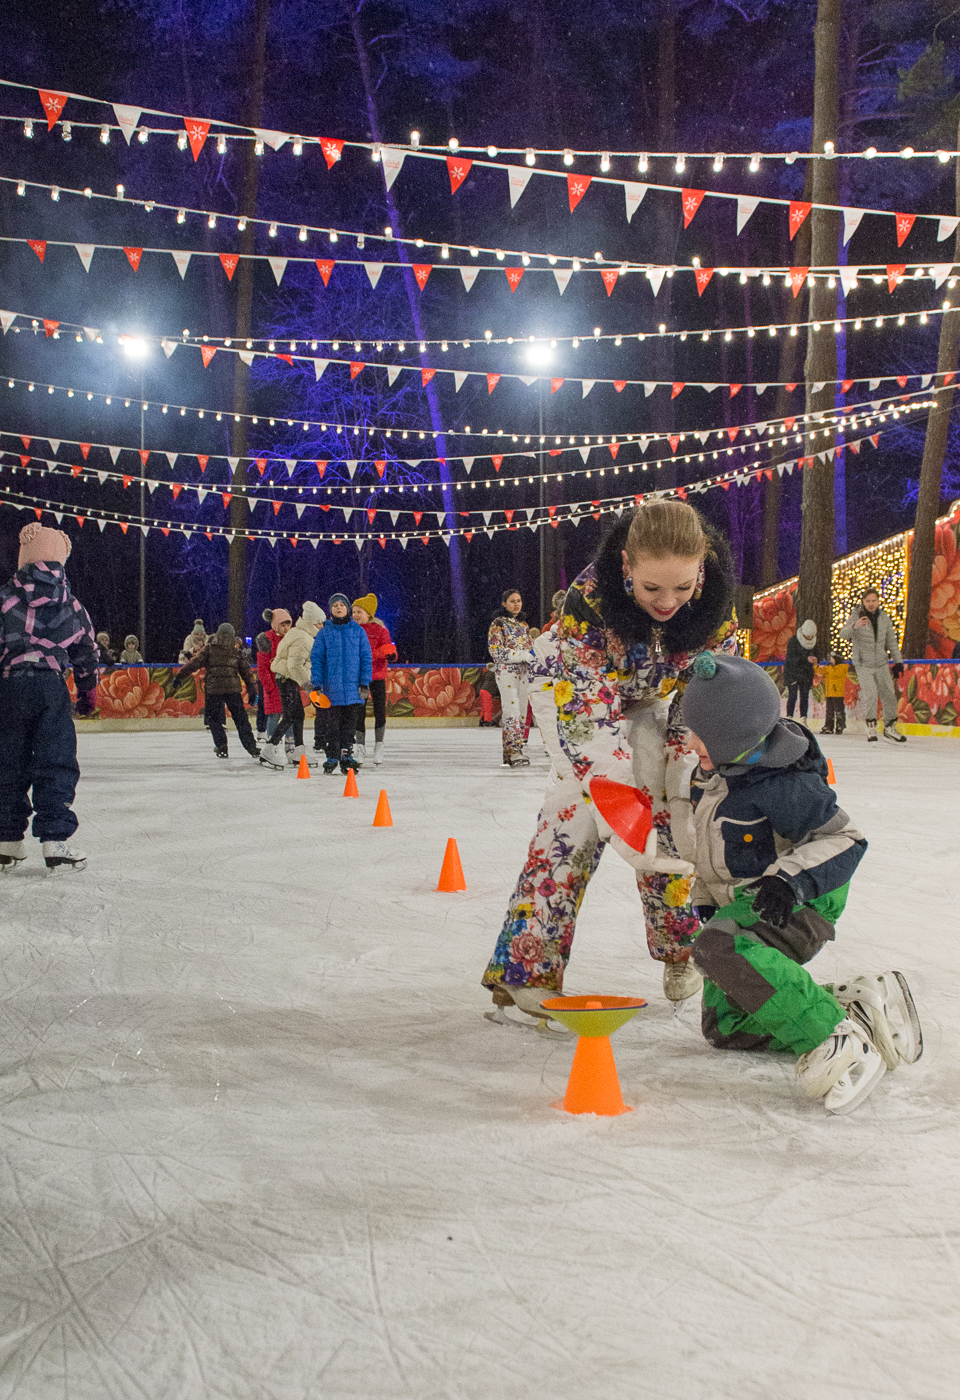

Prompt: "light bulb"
[563,148,573,165]
[23,119,33,138]
[572,258,581,272]
[100,124,110,144]
[901,146,914,158]
[238,216,247,231]
[638,153,648,172]
[269,222,278,237]
[487,144,498,156]
[441,244,449,258]
[675,155,686,172]
[712,153,724,171]
[207,213,216,228]
[61,122,71,142]
[448,137,459,152]
[298,226,307,241]
[410,130,420,148]
[255,140,264,155]
[50,186,59,201]
[217,135,226,154]
[177,208,186,223]
[16,180,24,195]
[177,131,187,150]
[937,150,950,163]
[864,146,876,159]
[749,153,761,171]
[292,137,303,155]
[525,148,535,166]
[137,126,148,143]
[600,152,610,171]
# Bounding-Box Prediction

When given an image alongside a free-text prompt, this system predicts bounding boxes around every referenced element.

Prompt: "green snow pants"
[691,896,846,1057]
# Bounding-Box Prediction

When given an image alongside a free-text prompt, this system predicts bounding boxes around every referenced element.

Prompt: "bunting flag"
[459,265,479,291]
[567,174,592,211]
[171,250,191,279]
[112,104,141,143]
[219,252,238,281]
[254,128,290,151]
[789,201,812,238]
[315,259,334,286]
[320,138,344,168]
[123,247,143,271]
[553,268,572,294]
[268,257,287,285]
[895,213,916,247]
[681,189,705,227]
[380,146,406,190]
[838,265,859,294]
[28,240,46,262]
[886,264,905,293]
[736,196,760,234]
[601,268,619,296]
[843,207,865,244]
[421,367,436,385]
[505,267,524,292]
[508,165,534,207]
[200,346,217,368]
[184,118,210,160]
[624,182,647,222]
[789,266,809,298]
[364,262,384,288]
[486,374,500,394]
[550,378,565,394]
[350,361,364,379]
[447,156,472,193]
[413,264,432,289]
[38,90,68,129]
[695,267,714,296]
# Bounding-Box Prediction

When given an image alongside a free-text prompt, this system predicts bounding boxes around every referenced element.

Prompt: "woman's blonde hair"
[625,500,712,563]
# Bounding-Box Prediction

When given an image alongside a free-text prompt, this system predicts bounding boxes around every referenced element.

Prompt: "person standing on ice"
[259,601,326,771]
[481,502,737,1026]
[487,589,535,767]
[679,650,921,1114]
[351,594,396,766]
[170,622,260,760]
[0,523,97,873]
[783,619,818,723]
[257,608,290,744]
[311,593,372,775]
[841,589,906,744]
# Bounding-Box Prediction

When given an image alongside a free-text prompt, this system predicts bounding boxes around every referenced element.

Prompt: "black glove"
[747,875,796,929]
[693,905,718,925]
[890,662,904,679]
[358,685,370,700]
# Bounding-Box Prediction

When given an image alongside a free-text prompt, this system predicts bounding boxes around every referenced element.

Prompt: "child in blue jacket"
[677,651,922,1116]
[310,593,372,773]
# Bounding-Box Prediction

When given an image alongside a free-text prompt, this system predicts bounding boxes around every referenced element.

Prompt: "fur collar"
[591,510,735,652]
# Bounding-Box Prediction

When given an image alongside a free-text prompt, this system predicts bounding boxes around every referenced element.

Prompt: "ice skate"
[881,722,907,744]
[339,751,360,775]
[215,747,229,759]
[373,741,384,765]
[0,840,27,873]
[866,722,879,743]
[663,959,703,1002]
[259,742,286,770]
[506,754,530,768]
[291,745,317,768]
[795,1017,886,1114]
[322,758,339,774]
[483,986,571,1036]
[42,841,87,873]
[354,743,366,767]
[830,971,922,1068]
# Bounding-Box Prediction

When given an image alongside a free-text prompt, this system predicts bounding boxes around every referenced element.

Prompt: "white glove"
[589,774,694,876]
[608,827,694,877]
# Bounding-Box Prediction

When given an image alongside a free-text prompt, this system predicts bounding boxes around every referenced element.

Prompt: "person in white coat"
[487,589,534,767]
[841,589,906,744]
[260,601,326,769]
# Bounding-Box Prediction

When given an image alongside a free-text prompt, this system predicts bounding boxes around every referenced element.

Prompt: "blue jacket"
[0,562,98,688]
[310,619,372,705]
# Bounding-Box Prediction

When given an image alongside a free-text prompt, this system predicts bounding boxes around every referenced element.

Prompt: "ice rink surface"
[0,725,956,1400]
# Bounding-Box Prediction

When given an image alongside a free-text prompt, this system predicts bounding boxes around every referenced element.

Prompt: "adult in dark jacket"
[172,622,260,759]
[310,593,372,773]
[783,619,819,722]
[0,523,97,873]
[840,589,906,744]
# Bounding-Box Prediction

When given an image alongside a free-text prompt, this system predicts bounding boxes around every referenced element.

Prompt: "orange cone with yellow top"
[541,996,647,1116]
[436,838,466,891]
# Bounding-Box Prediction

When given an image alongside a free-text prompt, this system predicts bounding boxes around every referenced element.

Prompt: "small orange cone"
[296,754,311,779]
[826,758,837,785]
[372,790,393,826]
[343,768,359,798]
[436,837,466,891]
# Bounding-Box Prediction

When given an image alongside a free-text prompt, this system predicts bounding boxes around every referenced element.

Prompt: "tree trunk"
[796,0,841,647]
[227,0,270,636]
[902,115,960,658]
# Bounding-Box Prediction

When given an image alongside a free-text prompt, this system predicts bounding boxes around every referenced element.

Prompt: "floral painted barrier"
[760,661,960,737]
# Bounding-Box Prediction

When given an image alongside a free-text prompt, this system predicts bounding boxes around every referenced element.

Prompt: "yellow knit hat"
[352,592,377,617]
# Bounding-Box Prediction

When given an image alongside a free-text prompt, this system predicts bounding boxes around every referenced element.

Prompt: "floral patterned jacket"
[487,613,534,679]
[555,512,737,800]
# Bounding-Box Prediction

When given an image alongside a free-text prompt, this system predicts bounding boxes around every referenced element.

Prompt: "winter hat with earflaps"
[352,592,377,618]
[266,607,291,631]
[681,652,783,766]
[123,635,139,649]
[797,619,818,649]
[18,522,71,569]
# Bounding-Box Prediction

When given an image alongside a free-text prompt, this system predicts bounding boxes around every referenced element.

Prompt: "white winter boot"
[354,743,366,767]
[373,741,384,765]
[830,971,922,1068]
[42,841,87,873]
[663,959,703,1002]
[0,840,27,873]
[291,745,317,767]
[259,742,286,770]
[795,1017,886,1114]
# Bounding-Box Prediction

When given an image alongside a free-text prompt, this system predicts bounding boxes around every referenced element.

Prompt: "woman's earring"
[693,561,705,601]
[623,574,634,596]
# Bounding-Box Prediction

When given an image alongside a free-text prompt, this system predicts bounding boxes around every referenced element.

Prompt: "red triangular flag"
[139,449,149,466]
[870,434,879,447]
[197,455,209,472]
[671,382,685,399]
[894,212,916,247]
[841,379,854,393]
[122,475,133,488]
[315,260,334,286]
[681,189,705,227]
[676,487,687,500]
[161,528,169,536]
[695,267,714,296]
[668,434,680,452]
[256,457,267,476]
[729,383,742,398]
[413,264,432,289]
[316,461,327,477]
[201,345,217,368]
[464,530,474,543]
[505,267,524,292]
[79,443,90,459]
[727,426,739,442]
[71,463,82,477]
[413,511,423,525]
[366,508,376,525]
[548,505,557,517]
[350,362,364,378]
[608,443,620,458]
[487,374,501,394]
[19,455,30,467]
[375,460,386,478]
[601,268,619,296]
[550,378,565,394]
[41,319,60,339]
[34,508,42,519]
[273,501,282,515]
[613,381,626,393]
[221,493,232,508]
[567,174,592,211]
[784,417,796,431]
[183,117,210,161]
[20,435,31,449]
[219,253,239,281]
[321,138,344,169]
[504,509,514,523]
[27,239,46,262]
[789,201,811,238]
[171,484,182,500]
[789,268,808,298]
[447,156,472,193]
[886,264,906,293]
[422,367,436,385]
[896,375,908,388]
[38,90,68,129]
[944,371,956,385]
[421,535,430,545]
[492,455,503,471]
[786,382,798,393]
[124,247,143,271]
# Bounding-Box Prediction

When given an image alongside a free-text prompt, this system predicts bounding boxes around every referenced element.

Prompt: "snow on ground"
[0,725,957,1400]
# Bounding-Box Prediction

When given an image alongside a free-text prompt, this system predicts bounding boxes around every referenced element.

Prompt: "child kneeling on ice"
[677,651,921,1115]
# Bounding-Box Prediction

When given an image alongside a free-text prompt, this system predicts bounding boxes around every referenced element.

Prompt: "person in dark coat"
[310,593,372,774]
[783,619,819,722]
[95,631,117,665]
[171,622,260,759]
[0,523,98,873]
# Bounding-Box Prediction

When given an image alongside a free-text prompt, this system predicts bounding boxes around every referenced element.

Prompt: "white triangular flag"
[346,461,357,478]
[553,268,572,295]
[238,349,254,365]
[97,518,106,531]
[813,381,826,393]
[459,265,480,292]
[75,244,95,272]
[696,431,710,445]
[310,537,319,549]
[364,263,384,288]
[454,371,468,391]
[146,480,158,494]
[112,104,142,143]
[756,384,769,396]
[938,216,959,242]
[285,460,296,476]
[869,379,880,391]
[268,258,287,285]
[702,383,720,393]
[482,511,492,525]
[342,506,353,521]
[380,146,406,190]
[406,460,421,469]
[921,374,932,388]
[838,265,859,295]
[508,165,534,207]
[777,463,786,477]
[295,503,306,518]
[736,196,760,234]
[0,310,14,333]
[165,453,178,467]
[48,440,59,454]
[461,457,473,474]
[313,359,329,379]
[160,339,177,358]
[399,537,408,550]
[842,208,865,244]
[197,488,208,503]
[53,512,62,523]
[581,380,595,397]
[435,512,445,525]
[870,400,882,411]
[96,471,108,484]
[171,250,191,279]
[387,366,402,385]
[624,182,647,222]
[578,447,590,462]
[646,268,666,296]
[108,447,121,464]
[931,263,954,288]
[643,382,657,397]
[83,327,99,341]
[389,511,399,525]
[227,457,239,473]
[253,128,289,151]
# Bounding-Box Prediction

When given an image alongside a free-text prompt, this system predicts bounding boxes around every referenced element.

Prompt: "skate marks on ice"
[0,731,954,1399]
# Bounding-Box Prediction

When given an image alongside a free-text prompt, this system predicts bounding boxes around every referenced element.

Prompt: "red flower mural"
[752,586,797,662]
[406,668,478,717]
[928,520,960,658]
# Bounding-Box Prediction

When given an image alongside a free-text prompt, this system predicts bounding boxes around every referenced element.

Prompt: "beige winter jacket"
[272,616,322,688]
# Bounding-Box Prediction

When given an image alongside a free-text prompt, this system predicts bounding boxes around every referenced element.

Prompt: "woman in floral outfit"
[487,589,534,767]
[482,502,737,1021]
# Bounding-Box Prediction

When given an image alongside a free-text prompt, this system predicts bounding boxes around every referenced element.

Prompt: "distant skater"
[351,594,396,766]
[487,589,534,767]
[171,623,260,760]
[841,589,906,744]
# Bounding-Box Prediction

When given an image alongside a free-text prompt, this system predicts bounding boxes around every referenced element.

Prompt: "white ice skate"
[880,723,907,745]
[830,971,923,1069]
[0,840,27,873]
[484,986,572,1036]
[42,841,87,873]
[354,743,366,767]
[663,960,703,1003]
[259,742,286,770]
[795,1017,886,1114]
[373,741,384,765]
[866,723,879,743]
[291,745,317,767]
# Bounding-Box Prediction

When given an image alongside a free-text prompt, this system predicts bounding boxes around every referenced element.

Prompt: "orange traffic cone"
[372,789,393,826]
[436,838,466,891]
[826,758,837,785]
[296,754,311,779]
[343,768,359,798]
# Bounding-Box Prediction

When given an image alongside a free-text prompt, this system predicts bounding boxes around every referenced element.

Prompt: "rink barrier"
[65,660,960,735]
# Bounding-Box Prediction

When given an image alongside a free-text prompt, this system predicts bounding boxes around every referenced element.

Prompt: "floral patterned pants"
[497,667,532,763]
[481,772,700,994]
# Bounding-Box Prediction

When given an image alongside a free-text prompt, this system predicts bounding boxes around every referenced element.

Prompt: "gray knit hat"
[329,592,351,611]
[681,652,782,765]
[215,622,235,642]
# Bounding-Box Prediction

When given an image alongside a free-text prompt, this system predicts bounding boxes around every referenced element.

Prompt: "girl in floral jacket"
[487,589,534,766]
[482,502,737,1024]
